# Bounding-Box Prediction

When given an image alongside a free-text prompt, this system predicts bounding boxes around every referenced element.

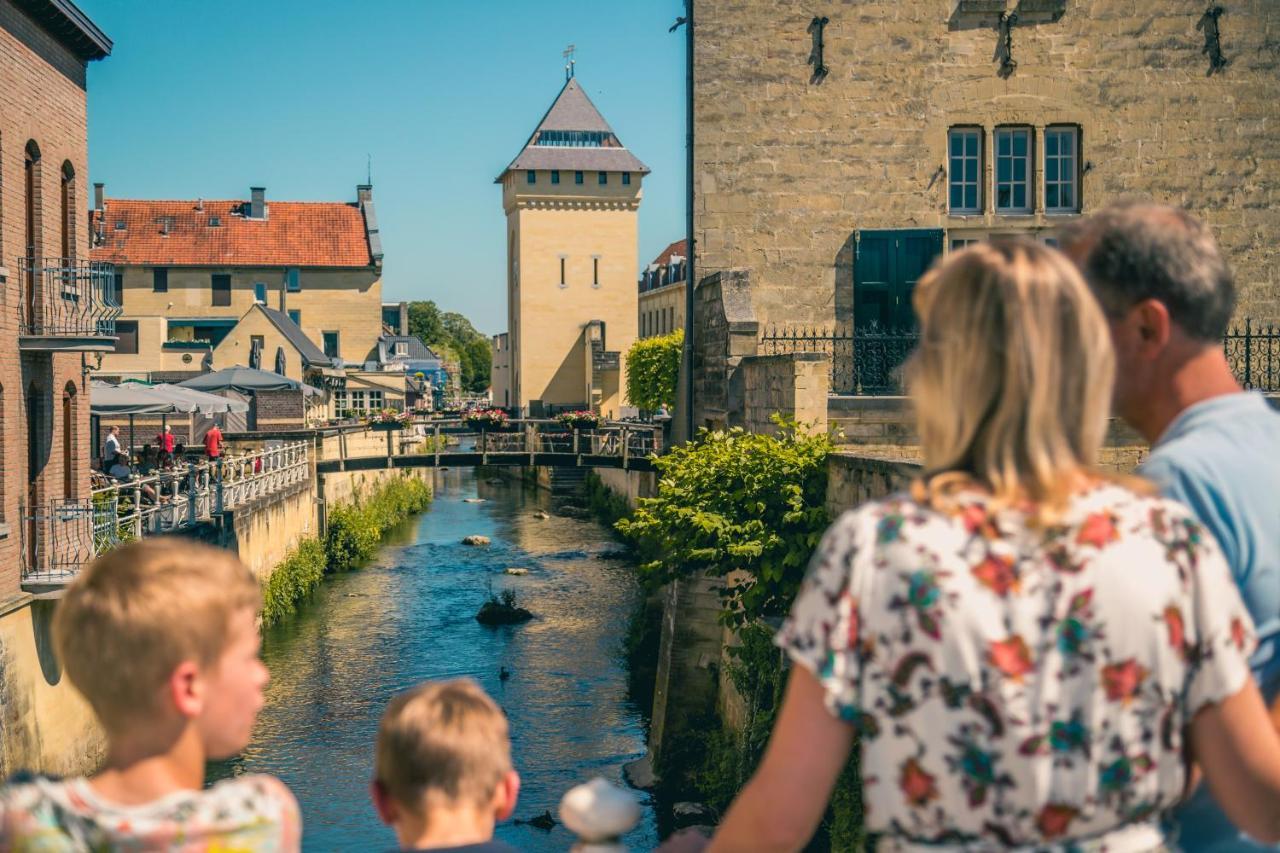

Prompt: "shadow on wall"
[834,232,857,326]
[31,599,62,686]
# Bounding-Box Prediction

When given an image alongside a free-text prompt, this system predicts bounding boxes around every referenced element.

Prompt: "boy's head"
[372,679,519,831]
[54,539,266,759]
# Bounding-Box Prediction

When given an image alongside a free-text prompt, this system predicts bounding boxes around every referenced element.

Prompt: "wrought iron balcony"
[15,256,121,351]
[18,498,100,588]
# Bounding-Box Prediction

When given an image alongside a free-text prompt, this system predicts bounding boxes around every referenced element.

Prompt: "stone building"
[0,0,113,775]
[693,1,1280,330]
[90,185,385,381]
[638,238,688,339]
[496,75,647,417]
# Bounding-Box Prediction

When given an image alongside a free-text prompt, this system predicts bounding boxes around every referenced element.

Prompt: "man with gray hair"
[1062,202,1280,852]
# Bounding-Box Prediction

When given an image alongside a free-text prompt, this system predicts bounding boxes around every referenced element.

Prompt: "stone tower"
[495,77,647,417]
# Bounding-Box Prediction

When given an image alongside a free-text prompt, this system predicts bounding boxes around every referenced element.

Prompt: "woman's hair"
[905,238,1115,513]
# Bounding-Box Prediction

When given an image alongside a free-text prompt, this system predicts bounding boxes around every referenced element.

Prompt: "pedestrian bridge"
[318,418,661,474]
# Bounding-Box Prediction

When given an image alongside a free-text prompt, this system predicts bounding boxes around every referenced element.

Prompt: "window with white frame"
[369,390,384,410]
[948,128,982,214]
[994,127,1032,214]
[1044,126,1079,213]
[349,390,366,411]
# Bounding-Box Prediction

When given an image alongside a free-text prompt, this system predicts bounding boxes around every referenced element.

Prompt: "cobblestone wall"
[694,0,1280,327]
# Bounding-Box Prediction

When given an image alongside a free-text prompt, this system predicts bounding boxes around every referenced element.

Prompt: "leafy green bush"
[584,470,633,530]
[617,418,831,625]
[325,475,433,572]
[625,330,682,413]
[261,538,326,627]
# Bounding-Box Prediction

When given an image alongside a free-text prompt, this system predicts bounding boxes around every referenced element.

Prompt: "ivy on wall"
[625,330,683,413]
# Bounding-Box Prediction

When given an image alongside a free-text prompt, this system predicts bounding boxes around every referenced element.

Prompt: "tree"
[626,330,683,412]
[405,301,493,394]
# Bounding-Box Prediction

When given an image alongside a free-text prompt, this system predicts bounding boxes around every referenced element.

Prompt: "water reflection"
[211,468,656,850]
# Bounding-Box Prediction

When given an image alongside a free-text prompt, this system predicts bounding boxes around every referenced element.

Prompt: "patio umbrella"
[177,365,324,397]
[89,380,180,416]
[150,384,250,415]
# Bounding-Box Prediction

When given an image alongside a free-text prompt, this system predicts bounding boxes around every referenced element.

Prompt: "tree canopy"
[406,301,492,393]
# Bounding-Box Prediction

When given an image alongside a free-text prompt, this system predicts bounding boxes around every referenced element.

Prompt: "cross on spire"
[563,44,576,80]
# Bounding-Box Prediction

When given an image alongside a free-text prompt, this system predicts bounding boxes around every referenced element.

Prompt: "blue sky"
[77,0,687,335]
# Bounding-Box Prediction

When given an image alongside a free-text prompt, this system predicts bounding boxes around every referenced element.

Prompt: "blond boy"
[0,539,300,851]
[372,679,521,852]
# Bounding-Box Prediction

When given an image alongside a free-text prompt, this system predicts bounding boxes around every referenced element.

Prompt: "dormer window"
[114,219,126,231]
[208,216,221,227]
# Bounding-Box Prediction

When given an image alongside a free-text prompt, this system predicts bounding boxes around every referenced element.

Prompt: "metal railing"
[20,442,311,583]
[761,318,1280,396]
[1224,319,1280,392]
[16,256,120,340]
[759,322,917,395]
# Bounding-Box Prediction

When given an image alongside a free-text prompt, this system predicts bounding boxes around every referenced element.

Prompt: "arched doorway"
[62,382,77,501]
[60,161,76,262]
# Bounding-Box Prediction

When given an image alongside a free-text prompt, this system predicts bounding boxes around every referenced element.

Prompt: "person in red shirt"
[204,424,223,460]
[155,425,176,466]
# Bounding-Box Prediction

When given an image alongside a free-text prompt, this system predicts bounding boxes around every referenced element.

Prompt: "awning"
[150,384,250,415]
[177,365,325,397]
[89,381,180,416]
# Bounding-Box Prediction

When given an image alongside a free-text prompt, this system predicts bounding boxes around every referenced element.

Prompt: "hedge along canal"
[211,467,657,850]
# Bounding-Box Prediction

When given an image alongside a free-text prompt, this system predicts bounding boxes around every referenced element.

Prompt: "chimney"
[93,182,105,211]
[250,186,265,219]
[356,184,372,205]
[196,197,204,211]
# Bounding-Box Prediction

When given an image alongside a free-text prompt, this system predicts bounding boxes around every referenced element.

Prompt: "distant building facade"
[90,185,384,381]
[638,238,687,338]
[491,332,511,408]
[693,1,1280,330]
[496,76,646,417]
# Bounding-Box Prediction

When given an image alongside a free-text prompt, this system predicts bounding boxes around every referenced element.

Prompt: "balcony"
[18,499,100,591]
[15,257,121,351]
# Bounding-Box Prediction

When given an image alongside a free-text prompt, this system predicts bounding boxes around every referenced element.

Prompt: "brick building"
[90,185,384,381]
[0,0,113,775]
[1,0,114,590]
[692,1,1280,331]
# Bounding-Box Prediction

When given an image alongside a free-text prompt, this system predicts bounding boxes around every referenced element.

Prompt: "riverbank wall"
[0,426,432,777]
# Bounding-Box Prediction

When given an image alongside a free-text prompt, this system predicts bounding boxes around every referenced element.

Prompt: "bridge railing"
[327,418,663,471]
[88,441,311,560]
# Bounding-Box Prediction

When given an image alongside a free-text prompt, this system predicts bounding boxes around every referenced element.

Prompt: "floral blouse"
[0,773,300,852]
[778,482,1257,849]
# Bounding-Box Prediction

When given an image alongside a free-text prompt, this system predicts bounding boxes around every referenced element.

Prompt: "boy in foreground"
[372,679,521,852]
[0,539,300,851]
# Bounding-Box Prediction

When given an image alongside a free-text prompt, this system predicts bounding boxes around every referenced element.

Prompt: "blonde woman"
[687,240,1280,851]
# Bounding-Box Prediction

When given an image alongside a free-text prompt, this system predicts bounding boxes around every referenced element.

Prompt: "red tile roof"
[90,199,374,268]
[649,239,688,268]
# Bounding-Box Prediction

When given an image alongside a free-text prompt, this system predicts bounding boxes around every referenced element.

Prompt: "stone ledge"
[0,591,35,620]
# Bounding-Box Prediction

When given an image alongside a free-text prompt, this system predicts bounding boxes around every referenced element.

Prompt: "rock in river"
[462,497,486,504]
[504,567,529,576]
[462,535,491,546]
[532,510,550,520]
[476,600,534,625]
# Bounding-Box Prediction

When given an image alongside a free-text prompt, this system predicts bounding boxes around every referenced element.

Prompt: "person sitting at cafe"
[107,452,157,504]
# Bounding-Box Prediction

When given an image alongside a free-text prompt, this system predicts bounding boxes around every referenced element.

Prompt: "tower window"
[575,171,584,184]
[592,256,600,287]
[527,170,536,184]
[551,170,560,185]
[622,172,631,186]
[598,172,607,185]
[559,256,567,288]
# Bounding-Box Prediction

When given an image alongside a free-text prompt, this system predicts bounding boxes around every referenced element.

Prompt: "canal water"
[211,468,657,850]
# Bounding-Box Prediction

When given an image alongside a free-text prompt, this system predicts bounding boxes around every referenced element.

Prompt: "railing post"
[214,458,224,514]
[132,482,143,539]
[1245,317,1254,389]
[186,465,197,526]
[622,426,630,469]
[528,421,536,465]
[434,423,441,467]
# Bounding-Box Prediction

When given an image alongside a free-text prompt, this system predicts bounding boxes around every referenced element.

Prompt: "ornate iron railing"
[759,322,918,395]
[17,499,101,583]
[16,256,120,340]
[762,318,1280,396]
[1224,319,1280,392]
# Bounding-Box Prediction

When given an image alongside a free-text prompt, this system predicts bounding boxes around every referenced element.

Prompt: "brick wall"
[254,390,306,428]
[0,0,93,597]
[694,1,1280,328]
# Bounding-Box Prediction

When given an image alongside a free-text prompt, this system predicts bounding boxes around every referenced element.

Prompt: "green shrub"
[625,330,682,412]
[584,470,632,531]
[617,417,832,625]
[325,475,432,572]
[261,538,327,627]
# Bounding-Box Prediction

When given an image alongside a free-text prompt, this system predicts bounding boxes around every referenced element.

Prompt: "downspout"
[682,0,696,442]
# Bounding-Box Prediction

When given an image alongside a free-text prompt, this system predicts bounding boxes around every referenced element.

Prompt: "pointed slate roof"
[496,77,649,182]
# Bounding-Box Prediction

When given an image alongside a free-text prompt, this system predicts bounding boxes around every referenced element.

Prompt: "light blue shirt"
[1144,392,1280,852]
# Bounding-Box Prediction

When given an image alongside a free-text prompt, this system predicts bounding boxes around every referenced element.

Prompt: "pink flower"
[989,636,1034,681]
[1076,512,1120,548]
[1103,659,1147,705]
[899,757,939,807]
